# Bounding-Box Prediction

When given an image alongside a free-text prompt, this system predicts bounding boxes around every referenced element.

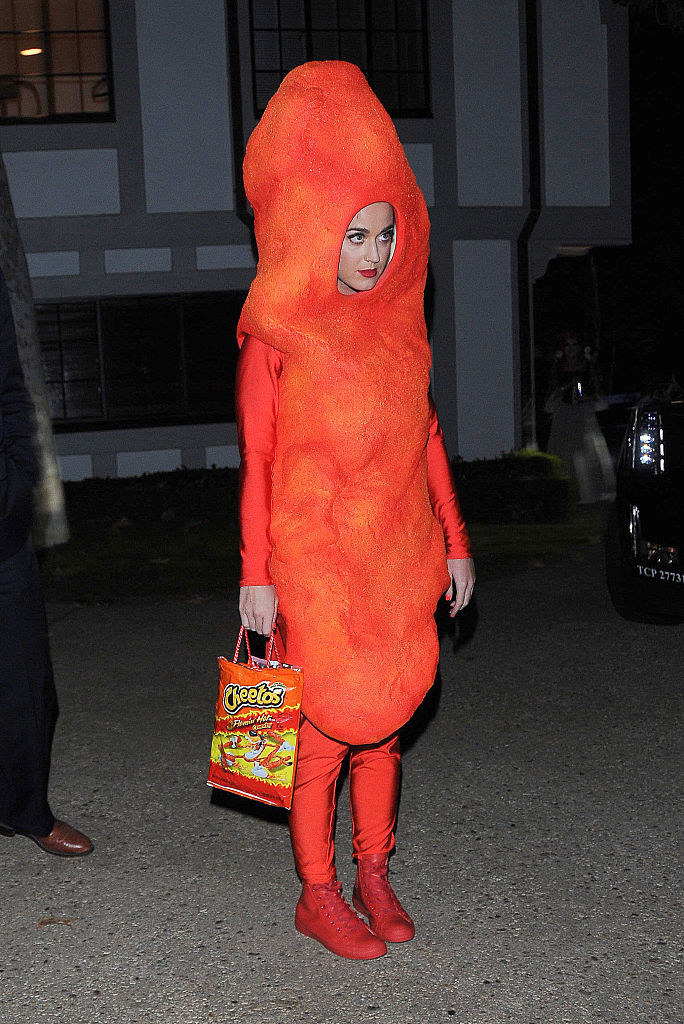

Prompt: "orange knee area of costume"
[237,62,450,744]
[289,716,400,884]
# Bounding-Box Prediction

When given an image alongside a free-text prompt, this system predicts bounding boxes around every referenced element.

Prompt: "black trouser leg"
[0,540,57,835]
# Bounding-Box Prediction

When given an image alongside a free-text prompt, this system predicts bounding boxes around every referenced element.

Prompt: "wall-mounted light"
[556,245,591,257]
[20,47,43,56]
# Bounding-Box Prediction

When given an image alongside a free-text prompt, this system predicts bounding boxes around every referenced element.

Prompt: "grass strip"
[39,505,608,605]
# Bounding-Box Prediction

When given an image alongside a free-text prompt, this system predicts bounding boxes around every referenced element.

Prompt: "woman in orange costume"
[236,62,474,960]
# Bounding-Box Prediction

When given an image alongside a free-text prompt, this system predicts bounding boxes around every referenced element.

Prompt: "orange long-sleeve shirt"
[236,334,471,586]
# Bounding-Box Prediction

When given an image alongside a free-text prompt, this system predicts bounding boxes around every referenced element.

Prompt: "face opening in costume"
[337,202,395,295]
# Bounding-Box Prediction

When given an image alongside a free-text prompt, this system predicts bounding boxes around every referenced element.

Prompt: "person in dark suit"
[0,266,92,856]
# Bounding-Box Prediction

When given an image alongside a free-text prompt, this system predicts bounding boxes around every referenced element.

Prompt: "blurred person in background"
[0,267,92,857]
[544,328,616,504]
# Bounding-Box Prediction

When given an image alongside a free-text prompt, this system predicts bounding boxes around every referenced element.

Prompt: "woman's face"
[337,202,395,295]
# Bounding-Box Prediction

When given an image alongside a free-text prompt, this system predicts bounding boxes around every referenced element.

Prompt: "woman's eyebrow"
[345,224,395,235]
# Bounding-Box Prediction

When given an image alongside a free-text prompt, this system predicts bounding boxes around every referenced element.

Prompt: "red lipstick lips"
[358,269,378,278]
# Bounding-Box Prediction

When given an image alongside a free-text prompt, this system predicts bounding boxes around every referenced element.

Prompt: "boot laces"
[362,867,405,914]
[311,882,364,936]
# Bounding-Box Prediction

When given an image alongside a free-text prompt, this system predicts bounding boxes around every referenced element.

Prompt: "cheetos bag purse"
[207,626,303,809]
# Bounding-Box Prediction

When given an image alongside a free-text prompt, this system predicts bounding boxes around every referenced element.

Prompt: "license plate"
[637,565,684,584]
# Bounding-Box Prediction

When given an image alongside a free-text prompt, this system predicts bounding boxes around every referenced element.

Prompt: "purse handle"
[233,624,280,665]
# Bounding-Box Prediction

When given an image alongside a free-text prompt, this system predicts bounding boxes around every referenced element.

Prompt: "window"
[0,0,113,122]
[36,292,246,427]
[249,0,430,118]
[38,302,102,418]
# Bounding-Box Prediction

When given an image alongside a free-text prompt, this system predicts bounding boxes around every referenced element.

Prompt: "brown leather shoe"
[25,819,93,857]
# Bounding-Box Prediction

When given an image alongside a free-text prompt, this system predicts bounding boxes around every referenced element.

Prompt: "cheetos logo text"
[223,680,286,715]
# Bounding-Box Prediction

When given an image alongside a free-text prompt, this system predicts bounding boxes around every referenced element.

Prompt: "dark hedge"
[451,450,573,524]
[62,467,241,525]
[61,451,572,527]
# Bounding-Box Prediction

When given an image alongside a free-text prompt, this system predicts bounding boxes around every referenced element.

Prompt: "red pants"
[289,716,401,884]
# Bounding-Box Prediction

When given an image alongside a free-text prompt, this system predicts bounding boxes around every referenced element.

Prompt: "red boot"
[295,881,387,960]
[353,854,415,942]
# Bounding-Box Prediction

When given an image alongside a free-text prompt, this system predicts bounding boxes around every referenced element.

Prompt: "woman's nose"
[364,242,380,264]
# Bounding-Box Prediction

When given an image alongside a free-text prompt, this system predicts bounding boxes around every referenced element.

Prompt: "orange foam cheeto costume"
[237,62,452,745]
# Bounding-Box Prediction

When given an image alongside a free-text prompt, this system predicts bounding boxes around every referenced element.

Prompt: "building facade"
[1,0,631,479]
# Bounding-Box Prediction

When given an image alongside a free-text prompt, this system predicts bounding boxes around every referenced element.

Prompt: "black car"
[606,387,684,624]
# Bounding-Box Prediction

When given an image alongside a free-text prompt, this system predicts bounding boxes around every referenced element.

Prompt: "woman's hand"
[445,557,475,617]
[239,585,278,636]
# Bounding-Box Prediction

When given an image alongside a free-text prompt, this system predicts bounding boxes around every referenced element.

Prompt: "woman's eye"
[379,231,395,243]
[347,233,365,244]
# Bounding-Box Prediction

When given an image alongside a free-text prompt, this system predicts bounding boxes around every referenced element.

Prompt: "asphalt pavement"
[1,543,681,1024]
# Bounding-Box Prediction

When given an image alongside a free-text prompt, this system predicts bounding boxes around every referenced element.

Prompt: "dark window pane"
[16,37,47,75]
[36,302,100,421]
[255,70,282,109]
[0,35,17,75]
[340,31,367,69]
[369,0,396,30]
[184,296,242,417]
[64,379,101,418]
[57,304,98,342]
[311,0,338,30]
[253,30,281,69]
[42,353,65,389]
[252,0,278,29]
[62,303,95,331]
[60,342,97,381]
[17,0,43,25]
[42,349,64,382]
[77,0,106,32]
[397,31,424,73]
[53,76,83,114]
[399,71,426,111]
[50,32,79,74]
[78,31,107,73]
[36,307,60,342]
[339,0,366,31]
[372,31,398,71]
[101,300,182,419]
[45,381,66,420]
[7,77,49,118]
[278,0,305,30]
[48,0,78,32]
[280,29,306,70]
[311,31,339,61]
[372,71,399,110]
[81,71,109,111]
[396,0,422,30]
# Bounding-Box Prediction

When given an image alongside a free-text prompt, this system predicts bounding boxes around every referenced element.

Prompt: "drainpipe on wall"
[517,0,542,449]
[225,0,253,231]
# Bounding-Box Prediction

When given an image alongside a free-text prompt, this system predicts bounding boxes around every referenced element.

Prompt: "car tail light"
[630,409,665,474]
